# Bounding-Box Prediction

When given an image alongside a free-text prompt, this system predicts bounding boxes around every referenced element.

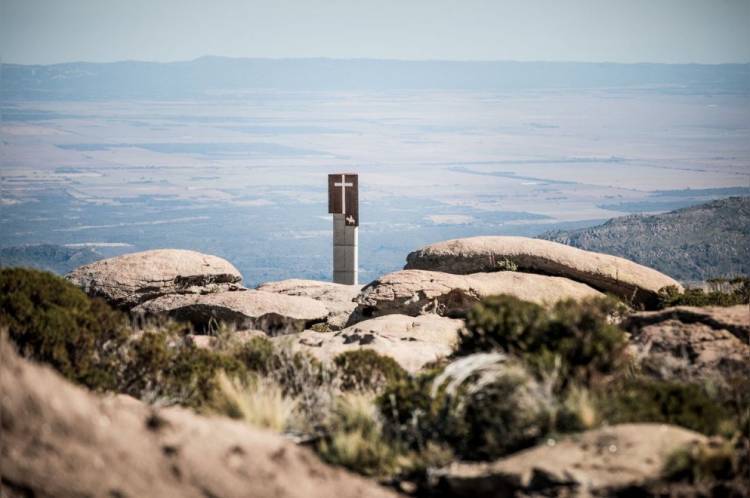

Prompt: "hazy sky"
[2,0,749,65]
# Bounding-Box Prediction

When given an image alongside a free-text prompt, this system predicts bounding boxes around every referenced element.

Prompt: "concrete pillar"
[332,213,358,285]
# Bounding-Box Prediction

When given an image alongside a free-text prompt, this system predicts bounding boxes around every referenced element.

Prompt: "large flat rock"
[133,290,328,335]
[274,314,464,372]
[355,269,603,319]
[66,249,243,309]
[256,279,361,329]
[434,423,706,497]
[405,236,683,307]
[0,334,398,498]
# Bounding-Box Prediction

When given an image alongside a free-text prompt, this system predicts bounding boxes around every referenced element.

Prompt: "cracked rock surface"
[355,269,603,319]
[433,424,706,497]
[256,278,361,329]
[624,305,750,382]
[133,290,328,335]
[274,314,464,372]
[66,249,243,309]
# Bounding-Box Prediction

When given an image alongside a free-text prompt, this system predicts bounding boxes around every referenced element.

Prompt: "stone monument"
[328,173,358,285]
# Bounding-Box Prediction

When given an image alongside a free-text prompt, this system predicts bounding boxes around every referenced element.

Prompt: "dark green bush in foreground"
[457,294,628,387]
[378,356,553,461]
[0,268,250,407]
[0,268,131,390]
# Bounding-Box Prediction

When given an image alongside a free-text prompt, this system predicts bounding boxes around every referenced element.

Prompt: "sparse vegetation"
[495,257,518,272]
[317,394,403,477]
[333,349,407,392]
[457,294,628,388]
[663,439,738,483]
[657,279,750,309]
[0,268,131,390]
[597,378,736,436]
[541,196,750,282]
[3,267,748,492]
[378,353,554,460]
[211,373,297,432]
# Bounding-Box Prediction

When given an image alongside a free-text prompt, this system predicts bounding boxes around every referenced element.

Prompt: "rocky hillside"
[2,237,748,497]
[540,196,750,282]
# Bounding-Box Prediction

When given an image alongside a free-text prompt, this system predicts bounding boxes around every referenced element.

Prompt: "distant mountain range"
[541,197,750,283]
[2,56,749,100]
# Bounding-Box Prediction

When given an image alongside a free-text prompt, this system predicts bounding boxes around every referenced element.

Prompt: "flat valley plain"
[2,89,749,284]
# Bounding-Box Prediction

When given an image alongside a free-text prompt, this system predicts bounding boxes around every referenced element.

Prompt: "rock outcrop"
[274,314,464,372]
[355,269,603,319]
[257,279,361,329]
[405,236,682,307]
[623,305,750,343]
[433,423,706,497]
[623,305,750,382]
[66,249,243,309]
[0,334,398,498]
[133,290,328,335]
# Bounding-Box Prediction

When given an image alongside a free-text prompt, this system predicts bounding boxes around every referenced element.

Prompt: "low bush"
[378,353,554,461]
[598,378,735,436]
[232,337,338,434]
[0,268,251,407]
[457,295,628,388]
[232,337,327,395]
[0,268,131,390]
[333,349,407,392]
[657,280,750,309]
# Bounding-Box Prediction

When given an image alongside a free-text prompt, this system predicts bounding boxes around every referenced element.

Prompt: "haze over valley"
[2,58,749,284]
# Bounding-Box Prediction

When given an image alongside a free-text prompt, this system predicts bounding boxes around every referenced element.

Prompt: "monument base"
[332,213,358,285]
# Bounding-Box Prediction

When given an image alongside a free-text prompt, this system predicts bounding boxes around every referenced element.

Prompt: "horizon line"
[3,54,750,67]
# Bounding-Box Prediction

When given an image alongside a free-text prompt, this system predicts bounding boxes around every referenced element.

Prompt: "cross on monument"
[328,173,359,285]
[328,173,358,226]
[334,174,353,213]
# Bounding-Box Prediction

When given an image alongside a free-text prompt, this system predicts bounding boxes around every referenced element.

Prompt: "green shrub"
[333,349,407,392]
[599,378,735,436]
[457,295,548,357]
[310,322,332,333]
[379,353,553,460]
[495,258,518,272]
[231,337,325,396]
[457,295,628,387]
[657,281,750,308]
[232,336,276,373]
[436,354,553,459]
[161,345,246,408]
[0,267,249,407]
[0,268,130,390]
[378,370,438,450]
